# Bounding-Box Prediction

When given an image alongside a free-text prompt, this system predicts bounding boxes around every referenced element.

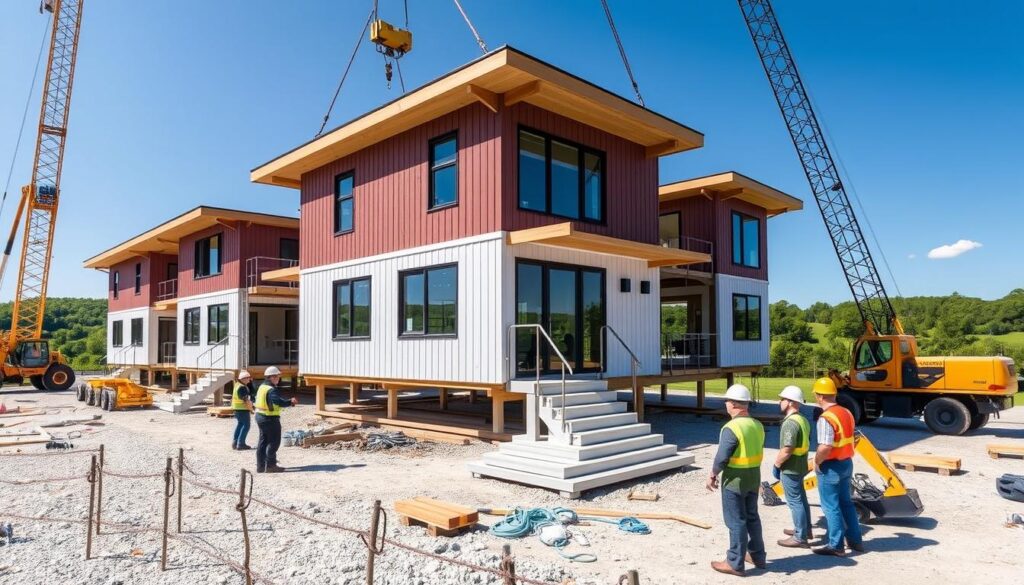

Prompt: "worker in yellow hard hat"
[811,377,864,557]
[774,385,813,547]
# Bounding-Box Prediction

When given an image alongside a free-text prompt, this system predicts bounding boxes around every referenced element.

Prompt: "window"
[400,264,457,336]
[279,238,299,262]
[112,271,120,300]
[517,128,604,222]
[207,304,229,344]
[428,133,458,209]
[183,307,200,345]
[732,294,762,340]
[659,212,681,247]
[332,277,371,339]
[856,340,893,369]
[194,234,222,278]
[134,262,142,294]
[731,212,760,268]
[112,320,123,347]
[334,171,354,234]
[130,318,143,346]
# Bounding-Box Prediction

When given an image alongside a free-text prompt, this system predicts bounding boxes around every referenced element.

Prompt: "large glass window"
[400,264,457,336]
[517,128,604,222]
[732,294,762,340]
[194,234,222,278]
[207,304,229,344]
[279,238,299,262]
[731,212,760,268]
[333,277,371,339]
[334,172,354,234]
[183,307,200,345]
[130,318,144,346]
[659,212,681,248]
[112,320,123,347]
[429,133,458,209]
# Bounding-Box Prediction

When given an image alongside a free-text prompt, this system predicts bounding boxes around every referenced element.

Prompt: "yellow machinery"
[762,432,924,522]
[370,19,412,56]
[78,378,153,411]
[0,0,84,392]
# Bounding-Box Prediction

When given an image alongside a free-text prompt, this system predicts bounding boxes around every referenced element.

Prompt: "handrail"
[275,338,299,366]
[156,278,178,301]
[245,256,299,289]
[662,332,717,374]
[196,334,240,374]
[599,325,643,423]
[159,341,177,365]
[505,324,574,441]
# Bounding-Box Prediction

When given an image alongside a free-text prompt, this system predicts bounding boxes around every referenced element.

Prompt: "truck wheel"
[923,398,971,435]
[968,412,990,431]
[837,391,864,424]
[29,375,45,390]
[107,390,117,411]
[43,364,75,391]
[75,385,86,402]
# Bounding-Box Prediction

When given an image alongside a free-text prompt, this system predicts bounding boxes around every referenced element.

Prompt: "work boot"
[744,553,766,569]
[777,537,810,548]
[710,561,744,577]
[256,468,265,474]
[812,546,846,557]
[237,445,252,450]
[265,465,285,473]
[783,528,814,539]
[848,542,865,553]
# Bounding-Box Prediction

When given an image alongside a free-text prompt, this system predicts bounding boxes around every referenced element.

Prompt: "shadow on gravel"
[284,463,366,473]
[764,552,857,573]
[862,531,938,553]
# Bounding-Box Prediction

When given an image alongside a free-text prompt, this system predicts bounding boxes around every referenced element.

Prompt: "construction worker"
[811,377,864,556]
[230,371,255,450]
[774,385,813,548]
[254,366,297,473]
[707,384,766,576]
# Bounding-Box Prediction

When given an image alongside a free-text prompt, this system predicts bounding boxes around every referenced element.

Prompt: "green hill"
[0,297,107,370]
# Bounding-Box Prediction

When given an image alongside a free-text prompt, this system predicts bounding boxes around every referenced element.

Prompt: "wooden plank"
[502,80,541,107]
[379,425,471,445]
[889,453,961,474]
[207,406,234,418]
[315,409,513,442]
[324,422,355,433]
[412,497,478,526]
[301,432,361,447]
[466,84,499,113]
[988,443,1024,459]
[394,500,464,530]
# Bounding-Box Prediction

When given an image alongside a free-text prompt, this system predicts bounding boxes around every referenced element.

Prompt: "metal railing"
[159,341,177,365]
[109,344,137,368]
[278,339,299,366]
[662,332,717,374]
[599,325,642,421]
[196,334,239,374]
[156,278,178,301]
[661,236,714,274]
[245,257,298,289]
[505,324,574,440]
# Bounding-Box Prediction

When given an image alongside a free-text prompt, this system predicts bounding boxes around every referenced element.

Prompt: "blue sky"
[0,0,1020,308]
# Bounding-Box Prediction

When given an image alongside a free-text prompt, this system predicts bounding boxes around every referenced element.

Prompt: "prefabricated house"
[250,46,801,495]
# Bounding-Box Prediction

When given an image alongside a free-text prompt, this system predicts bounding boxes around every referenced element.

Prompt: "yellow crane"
[0,0,84,391]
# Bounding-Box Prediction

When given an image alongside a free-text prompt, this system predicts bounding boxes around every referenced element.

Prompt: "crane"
[0,0,83,391]
[738,0,1017,434]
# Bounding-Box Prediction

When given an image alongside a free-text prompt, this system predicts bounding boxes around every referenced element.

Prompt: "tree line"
[0,297,106,370]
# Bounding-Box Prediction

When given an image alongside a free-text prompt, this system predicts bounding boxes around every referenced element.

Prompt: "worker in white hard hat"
[707,384,766,577]
[774,385,814,548]
[230,371,255,451]
[253,366,298,473]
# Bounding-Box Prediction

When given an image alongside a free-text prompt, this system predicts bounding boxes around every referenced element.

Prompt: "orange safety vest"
[820,405,855,461]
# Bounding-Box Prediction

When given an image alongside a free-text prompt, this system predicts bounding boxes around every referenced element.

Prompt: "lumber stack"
[988,443,1024,460]
[300,423,359,448]
[394,496,478,537]
[207,406,234,418]
[889,452,961,476]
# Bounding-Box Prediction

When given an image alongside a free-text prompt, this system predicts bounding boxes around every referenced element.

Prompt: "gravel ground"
[0,385,1022,584]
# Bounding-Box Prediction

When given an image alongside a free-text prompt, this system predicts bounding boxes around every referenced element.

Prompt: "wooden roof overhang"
[251,46,704,188]
[658,171,803,217]
[82,206,299,269]
[508,223,712,268]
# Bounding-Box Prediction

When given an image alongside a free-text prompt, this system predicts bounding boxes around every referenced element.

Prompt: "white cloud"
[927,240,982,259]
[907,253,916,260]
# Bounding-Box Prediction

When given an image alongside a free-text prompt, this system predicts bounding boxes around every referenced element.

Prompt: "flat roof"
[658,171,803,217]
[252,46,705,188]
[83,206,299,269]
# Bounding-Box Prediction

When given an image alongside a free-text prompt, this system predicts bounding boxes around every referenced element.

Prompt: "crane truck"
[738,0,1017,435]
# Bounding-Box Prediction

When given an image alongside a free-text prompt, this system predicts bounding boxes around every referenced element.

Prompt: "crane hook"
[384,60,393,89]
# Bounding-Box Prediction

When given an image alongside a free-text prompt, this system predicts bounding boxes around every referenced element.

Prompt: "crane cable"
[1,16,51,222]
[315,7,375,137]
[452,0,488,54]
[599,0,644,107]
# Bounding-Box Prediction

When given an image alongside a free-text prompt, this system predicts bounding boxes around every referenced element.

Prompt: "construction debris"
[365,431,416,451]
[394,496,478,538]
[301,432,362,448]
[889,453,962,476]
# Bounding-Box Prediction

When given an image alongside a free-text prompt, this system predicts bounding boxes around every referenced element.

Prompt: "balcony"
[153,278,178,310]
[662,332,717,373]
[660,237,713,281]
[246,256,299,297]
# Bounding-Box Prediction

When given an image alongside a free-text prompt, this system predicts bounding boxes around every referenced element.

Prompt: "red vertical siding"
[107,257,149,311]
[501,103,660,244]
[239,224,300,262]
[177,225,242,297]
[658,196,716,243]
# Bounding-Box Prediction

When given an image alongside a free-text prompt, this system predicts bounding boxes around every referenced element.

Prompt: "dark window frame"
[334,171,355,235]
[428,131,459,211]
[398,263,459,338]
[516,126,606,224]
[130,317,144,347]
[134,262,142,295]
[731,211,761,269]
[207,303,229,345]
[112,271,120,300]
[732,293,762,341]
[332,277,372,340]
[194,233,224,279]
[183,307,201,346]
[111,320,123,347]
[279,238,299,262]
[659,211,682,248]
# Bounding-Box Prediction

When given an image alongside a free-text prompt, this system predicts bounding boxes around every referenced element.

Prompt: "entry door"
[157,318,176,363]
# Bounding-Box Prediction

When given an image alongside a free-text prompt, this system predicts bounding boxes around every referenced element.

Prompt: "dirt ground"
[1,384,1022,584]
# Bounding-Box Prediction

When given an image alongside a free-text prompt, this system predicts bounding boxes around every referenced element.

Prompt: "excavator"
[738,0,1018,436]
[0,0,83,392]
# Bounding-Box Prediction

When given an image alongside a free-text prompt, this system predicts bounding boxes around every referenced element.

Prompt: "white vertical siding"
[300,234,505,384]
[715,274,770,368]
[107,307,152,366]
[177,290,242,371]
[503,243,662,377]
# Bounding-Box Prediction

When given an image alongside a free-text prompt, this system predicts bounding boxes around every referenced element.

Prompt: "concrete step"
[542,391,618,408]
[549,401,627,420]
[563,412,637,434]
[468,453,695,499]
[571,423,652,446]
[508,379,608,395]
[482,444,679,479]
[500,434,665,462]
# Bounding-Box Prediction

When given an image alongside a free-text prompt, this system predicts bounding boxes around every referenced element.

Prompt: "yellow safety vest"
[254,383,281,417]
[724,416,765,469]
[231,382,249,411]
[784,412,811,457]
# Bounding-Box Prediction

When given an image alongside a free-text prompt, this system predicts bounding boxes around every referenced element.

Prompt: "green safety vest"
[724,416,765,469]
[784,412,811,456]
[231,382,249,411]
[254,383,280,417]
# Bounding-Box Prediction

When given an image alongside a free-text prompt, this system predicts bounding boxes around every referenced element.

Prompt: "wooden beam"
[466,84,499,113]
[645,140,679,159]
[502,80,541,107]
[314,409,513,442]
[270,176,301,189]
[492,394,504,434]
[215,219,238,231]
[349,382,359,405]
[717,188,745,201]
[439,388,448,410]
[386,387,398,419]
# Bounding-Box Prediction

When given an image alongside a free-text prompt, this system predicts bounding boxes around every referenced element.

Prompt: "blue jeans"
[817,458,863,550]
[232,410,251,448]
[721,488,765,571]
[781,472,813,542]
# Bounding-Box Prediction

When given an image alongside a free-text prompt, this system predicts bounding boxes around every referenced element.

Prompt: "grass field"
[667,376,816,398]
[976,331,1024,345]
[808,322,829,342]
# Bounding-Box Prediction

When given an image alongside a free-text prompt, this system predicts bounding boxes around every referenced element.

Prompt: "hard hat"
[779,385,805,404]
[238,370,252,380]
[264,366,282,377]
[724,384,752,403]
[813,377,838,396]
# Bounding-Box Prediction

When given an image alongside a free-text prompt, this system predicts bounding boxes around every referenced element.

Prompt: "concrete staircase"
[106,365,139,381]
[467,378,693,498]
[155,371,234,413]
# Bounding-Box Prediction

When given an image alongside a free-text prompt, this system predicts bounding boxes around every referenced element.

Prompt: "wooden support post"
[176,447,184,533]
[697,380,706,409]
[161,457,173,571]
[315,384,326,411]
[660,383,668,402]
[726,372,735,388]
[500,544,516,585]
[439,388,448,410]
[170,372,179,392]
[365,500,383,585]
[492,395,505,434]
[95,444,104,535]
[85,454,96,560]
[349,382,359,405]
[387,387,398,419]
[634,380,644,424]
[468,389,477,404]
[237,469,253,585]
